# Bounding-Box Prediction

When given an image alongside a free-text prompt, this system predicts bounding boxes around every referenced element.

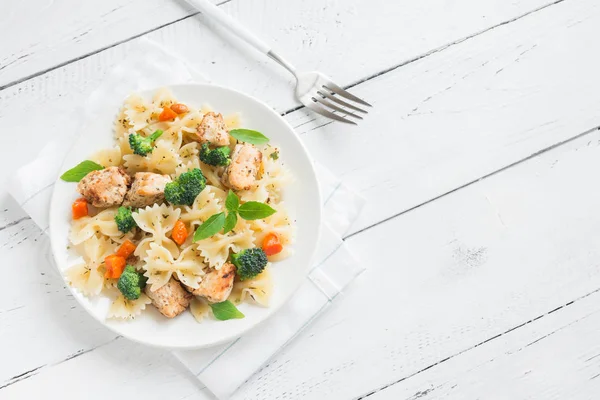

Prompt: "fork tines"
[309,83,371,125]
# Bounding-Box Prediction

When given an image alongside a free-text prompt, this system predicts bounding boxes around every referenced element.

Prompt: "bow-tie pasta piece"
[195,222,256,270]
[190,297,211,323]
[143,243,206,291]
[250,203,295,262]
[152,87,178,110]
[124,93,156,131]
[133,204,181,259]
[123,140,181,175]
[65,235,117,296]
[230,267,273,307]
[199,161,226,190]
[107,294,152,320]
[173,142,201,178]
[70,208,132,245]
[90,146,122,168]
[179,185,226,232]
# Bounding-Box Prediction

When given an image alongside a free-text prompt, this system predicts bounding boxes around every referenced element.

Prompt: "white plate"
[49,83,322,349]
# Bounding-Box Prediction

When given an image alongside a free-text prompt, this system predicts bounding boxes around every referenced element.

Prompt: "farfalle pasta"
[199,161,226,189]
[65,235,116,296]
[179,186,226,231]
[124,94,156,131]
[194,223,256,269]
[250,203,295,261]
[107,294,152,320]
[230,267,273,306]
[62,88,294,323]
[189,297,211,323]
[70,208,131,245]
[123,140,181,175]
[133,203,181,258]
[152,87,178,109]
[90,146,122,168]
[143,244,205,290]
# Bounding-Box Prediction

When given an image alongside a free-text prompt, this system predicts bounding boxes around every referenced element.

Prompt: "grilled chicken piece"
[196,112,230,146]
[145,278,192,318]
[77,166,131,208]
[123,172,171,208]
[222,144,262,191]
[185,262,235,303]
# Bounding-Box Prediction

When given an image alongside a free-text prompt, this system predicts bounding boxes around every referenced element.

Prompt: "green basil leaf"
[223,212,238,234]
[229,129,269,145]
[209,300,245,321]
[193,212,226,241]
[60,160,104,182]
[238,201,276,220]
[225,190,240,212]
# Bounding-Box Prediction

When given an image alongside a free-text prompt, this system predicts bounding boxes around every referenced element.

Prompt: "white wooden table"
[2,0,600,398]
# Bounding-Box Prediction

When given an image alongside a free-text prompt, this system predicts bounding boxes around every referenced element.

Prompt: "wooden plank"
[0,0,557,89]
[0,0,198,88]
[0,221,118,385]
[0,336,214,399]
[368,290,600,399]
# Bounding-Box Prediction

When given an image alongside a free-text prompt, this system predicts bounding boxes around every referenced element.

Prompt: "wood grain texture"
[0,0,556,89]
[1,0,599,398]
[0,0,199,88]
[0,336,213,399]
[368,289,600,399]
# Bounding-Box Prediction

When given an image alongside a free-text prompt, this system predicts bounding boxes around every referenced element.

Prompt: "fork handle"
[185,0,297,75]
[185,0,271,54]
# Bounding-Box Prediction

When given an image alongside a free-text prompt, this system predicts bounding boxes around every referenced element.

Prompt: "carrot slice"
[104,255,126,279]
[158,107,178,121]
[170,103,189,114]
[262,232,283,256]
[116,239,136,259]
[171,220,188,246]
[71,198,88,220]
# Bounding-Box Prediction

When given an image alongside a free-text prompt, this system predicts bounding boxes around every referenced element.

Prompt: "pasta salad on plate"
[60,88,294,323]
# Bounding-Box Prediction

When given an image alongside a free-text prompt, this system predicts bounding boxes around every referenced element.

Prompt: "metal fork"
[185,0,371,125]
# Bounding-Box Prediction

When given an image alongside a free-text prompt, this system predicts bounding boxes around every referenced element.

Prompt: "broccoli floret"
[128,129,163,156]
[117,265,148,300]
[164,168,206,206]
[231,248,268,281]
[115,206,136,233]
[200,143,231,166]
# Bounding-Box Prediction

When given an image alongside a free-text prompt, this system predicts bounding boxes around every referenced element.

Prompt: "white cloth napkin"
[8,38,365,399]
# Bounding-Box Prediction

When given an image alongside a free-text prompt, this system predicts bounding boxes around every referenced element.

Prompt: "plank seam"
[0,366,45,390]
[0,336,121,391]
[0,0,563,96]
[342,0,565,93]
[0,0,233,92]
[344,126,600,241]
[0,217,30,233]
[354,286,600,399]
